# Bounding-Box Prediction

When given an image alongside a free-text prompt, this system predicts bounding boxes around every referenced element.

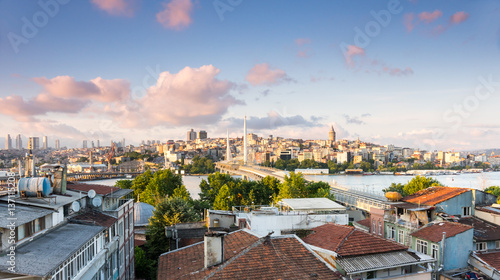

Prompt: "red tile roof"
[402,186,470,206]
[302,223,408,257]
[355,218,371,228]
[411,221,473,243]
[474,251,500,270]
[69,211,117,228]
[67,182,121,195]
[157,230,339,280]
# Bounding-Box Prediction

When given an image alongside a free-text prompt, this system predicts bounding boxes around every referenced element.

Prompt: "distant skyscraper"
[43,136,48,149]
[122,138,125,148]
[5,134,12,150]
[16,134,22,150]
[198,130,207,140]
[226,130,232,161]
[31,137,40,150]
[329,125,336,142]
[97,139,100,148]
[55,139,60,150]
[244,116,247,165]
[91,141,95,148]
[83,140,87,149]
[187,129,197,141]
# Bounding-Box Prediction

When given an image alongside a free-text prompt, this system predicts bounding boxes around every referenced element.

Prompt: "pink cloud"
[246,63,292,86]
[450,11,469,24]
[33,76,130,103]
[91,0,139,17]
[294,38,311,46]
[156,0,193,30]
[404,13,415,32]
[344,45,365,67]
[382,66,414,76]
[138,65,242,126]
[418,10,442,23]
[297,50,311,58]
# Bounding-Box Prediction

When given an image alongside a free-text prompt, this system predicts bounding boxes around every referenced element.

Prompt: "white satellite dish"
[71,201,81,212]
[88,189,96,198]
[92,197,102,207]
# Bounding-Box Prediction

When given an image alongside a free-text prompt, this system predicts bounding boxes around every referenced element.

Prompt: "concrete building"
[43,136,48,150]
[55,139,60,150]
[198,130,207,139]
[16,134,22,150]
[29,137,40,150]
[187,129,197,141]
[0,177,135,279]
[83,140,87,149]
[5,134,12,150]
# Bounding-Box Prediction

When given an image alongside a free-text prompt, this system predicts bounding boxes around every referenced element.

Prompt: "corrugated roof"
[336,250,433,274]
[473,250,500,270]
[303,223,408,257]
[411,221,472,242]
[67,182,132,197]
[402,186,469,206]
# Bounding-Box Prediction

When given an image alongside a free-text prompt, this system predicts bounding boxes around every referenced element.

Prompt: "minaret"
[243,116,248,165]
[226,130,232,161]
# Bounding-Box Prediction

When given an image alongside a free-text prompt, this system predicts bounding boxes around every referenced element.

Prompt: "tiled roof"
[355,218,371,228]
[402,186,469,206]
[157,230,339,280]
[69,210,117,228]
[67,182,123,196]
[474,250,500,270]
[458,216,500,242]
[302,223,407,257]
[411,221,472,243]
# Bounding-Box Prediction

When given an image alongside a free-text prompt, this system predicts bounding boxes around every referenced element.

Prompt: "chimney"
[204,231,225,268]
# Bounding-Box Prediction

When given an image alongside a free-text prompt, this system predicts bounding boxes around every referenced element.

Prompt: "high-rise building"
[5,134,12,150]
[83,140,88,149]
[121,138,125,148]
[16,134,22,150]
[29,137,40,150]
[43,136,48,149]
[91,141,95,148]
[55,139,60,150]
[198,130,207,139]
[329,125,336,142]
[97,139,100,148]
[187,129,197,141]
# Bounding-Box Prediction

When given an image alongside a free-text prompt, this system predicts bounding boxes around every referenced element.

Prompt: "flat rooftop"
[0,203,54,228]
[0,190,84,210]
[0,223,103,277]
[279,198,346,211]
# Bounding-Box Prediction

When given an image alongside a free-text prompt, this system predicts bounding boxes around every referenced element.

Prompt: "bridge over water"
[215,162,393,211]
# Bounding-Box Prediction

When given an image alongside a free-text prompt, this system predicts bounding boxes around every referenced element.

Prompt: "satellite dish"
[88,189,96,198]
[92,197,102,207]
[71,201,81,212]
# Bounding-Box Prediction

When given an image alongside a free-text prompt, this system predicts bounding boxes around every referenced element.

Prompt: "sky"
[0,0,500,151]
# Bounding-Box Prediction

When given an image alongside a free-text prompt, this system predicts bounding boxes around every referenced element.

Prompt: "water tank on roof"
[385,192,402,201]
[18,177,53,197]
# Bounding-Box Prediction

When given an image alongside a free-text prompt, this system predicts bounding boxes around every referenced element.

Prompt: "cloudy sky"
[1,0,499,151]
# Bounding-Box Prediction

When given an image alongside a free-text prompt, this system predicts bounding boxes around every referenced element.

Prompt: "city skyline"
[1,1,500,150]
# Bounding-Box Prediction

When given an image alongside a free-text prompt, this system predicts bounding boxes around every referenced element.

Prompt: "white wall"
[249,213,348,236]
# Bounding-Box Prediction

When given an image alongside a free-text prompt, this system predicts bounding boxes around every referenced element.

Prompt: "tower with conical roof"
[329,125,336,142]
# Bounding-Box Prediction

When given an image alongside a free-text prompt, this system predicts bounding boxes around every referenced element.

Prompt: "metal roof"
[0,190,84,210]
[279,198,346,211]
[0,203,54,228]
[0,223,104,277]
[134,202,154,226]
[336,250,435,274]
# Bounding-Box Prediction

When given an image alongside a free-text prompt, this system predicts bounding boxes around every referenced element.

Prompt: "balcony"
[384,214,419,230]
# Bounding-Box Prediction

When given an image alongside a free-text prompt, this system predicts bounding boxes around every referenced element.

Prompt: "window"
[388,226,396,239]
[476,242,487,251]
[378,221,382,235]
[496,240,500,249]
[431,244,439,259]
[372,220,376,234]
[416,239,428,255]
[398,229,404,244]
[367,271,376,279]
[462,207,471,216]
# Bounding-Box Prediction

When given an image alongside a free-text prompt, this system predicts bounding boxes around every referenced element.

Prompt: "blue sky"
[0,0,499,151]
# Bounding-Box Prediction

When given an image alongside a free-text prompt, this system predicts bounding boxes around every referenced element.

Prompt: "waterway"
[82,172,500,199]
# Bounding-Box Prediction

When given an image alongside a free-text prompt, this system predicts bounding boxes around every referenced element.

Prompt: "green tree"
[132,169,153,201]
[141,169,183,206]
[115,179,132,190]
[277,171,307,200]
[214,184,232,210]
[485,186,500,203]
[76,156,88,163]
[403,176,442,196]
[382,183,407,197]
[172,185,191,200]
[146,197,200,266]
[134,246,154,279]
